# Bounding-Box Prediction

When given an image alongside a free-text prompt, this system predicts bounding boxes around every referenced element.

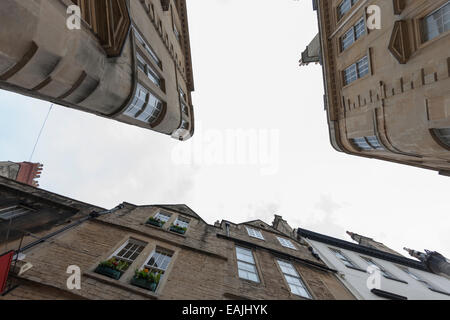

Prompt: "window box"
[131,269,161,292]
[146,217,165,228]
[169,225,187,234]
[95,265,123,280]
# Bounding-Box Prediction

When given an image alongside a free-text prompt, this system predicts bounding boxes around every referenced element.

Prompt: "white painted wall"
[306,239,450,300]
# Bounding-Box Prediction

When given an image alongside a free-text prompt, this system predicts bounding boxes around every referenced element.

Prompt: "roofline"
[297,227,428,272]
[0,176,105,212]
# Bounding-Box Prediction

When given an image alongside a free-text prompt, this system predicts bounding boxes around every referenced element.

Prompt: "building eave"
[297,228,429,272]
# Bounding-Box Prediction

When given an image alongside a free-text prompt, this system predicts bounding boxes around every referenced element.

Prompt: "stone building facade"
[302,0,450,175]
[0,177,355,300]
[0,0,194,140]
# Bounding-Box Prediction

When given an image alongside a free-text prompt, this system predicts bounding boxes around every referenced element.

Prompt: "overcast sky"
[0,0,449,259]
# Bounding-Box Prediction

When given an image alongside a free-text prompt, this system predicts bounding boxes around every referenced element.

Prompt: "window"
[124,83,163,125]
[155,211,171,224]
[341,17,366,51]
[351,136,384,151]
[343,55,369,85]
[174,24,181,42]
[140,249,173,288]
[338,0,359,20]
[245,227,264,240]
[422,2,450,42]
[399,266,446,293]
[179,87,187,101]
[236,247,259,282]
[432,127,450,148]
[361,257,398,280]
[134,29,161,67]
[330,248,359,269]
[0,206,34,220]
[277,260,312,299]
[112,239,146,271]
[277,237,297,250]
[181,102,189,116]
[136,53,161,88]
[180,120,189,130]
[170,216,189,234]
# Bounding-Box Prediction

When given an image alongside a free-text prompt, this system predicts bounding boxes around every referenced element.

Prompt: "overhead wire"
[29,103,53,162]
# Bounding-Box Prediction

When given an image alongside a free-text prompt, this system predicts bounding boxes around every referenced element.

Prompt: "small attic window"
[260,224,265,228]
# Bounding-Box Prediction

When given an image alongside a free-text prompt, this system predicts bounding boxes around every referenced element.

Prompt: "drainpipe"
[225,222,230,237]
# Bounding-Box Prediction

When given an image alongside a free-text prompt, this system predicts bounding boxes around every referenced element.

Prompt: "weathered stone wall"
[1,201,354,300]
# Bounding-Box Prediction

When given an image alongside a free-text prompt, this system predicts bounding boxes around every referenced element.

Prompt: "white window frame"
[330,248,359,269]
[361,256,399,280]
[141,249,173,275]
[236,246,260,283]
[277,237,297,250]
[245,227,264,240]
[173,216,190,229]
[277,260,312,299]
[111,238,147,271]
[154,211,171,223]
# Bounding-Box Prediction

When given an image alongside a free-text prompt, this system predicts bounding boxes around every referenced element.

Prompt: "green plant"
[170,224,187,232]
[134,268,162,284]
[99,258,129,272]
[147,217,164,225]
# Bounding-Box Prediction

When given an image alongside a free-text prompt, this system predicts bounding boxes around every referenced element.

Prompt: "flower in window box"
[95,258,129,280]
[169,224,187,234]
[146,216,165,227]
[131,268,162,292]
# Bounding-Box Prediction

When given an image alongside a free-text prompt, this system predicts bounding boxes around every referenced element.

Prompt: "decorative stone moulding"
[388,20,411,64]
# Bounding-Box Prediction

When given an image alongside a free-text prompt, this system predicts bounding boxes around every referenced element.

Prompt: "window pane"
[155,212,171,222]
[352,137,372,150]
[338,0,352,19]
[357,56,369,78]
[366,136,384,150]
[290,284,311,299]
[344,64,358,85]
[341,27,355,51]
[238,261,257,273]
[246,227,264,240]
[354,18,366,39]
[422,2,450,41]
